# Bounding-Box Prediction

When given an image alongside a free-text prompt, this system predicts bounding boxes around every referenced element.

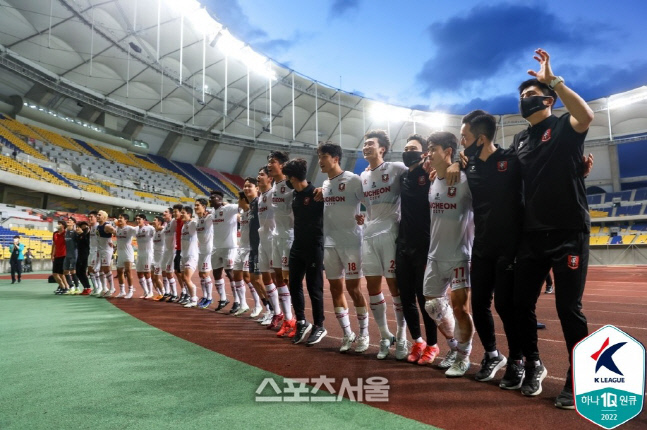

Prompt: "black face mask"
[519,95,551,118]
[285,180,294,190]
[402,151,423,167]
[464,139,482,158]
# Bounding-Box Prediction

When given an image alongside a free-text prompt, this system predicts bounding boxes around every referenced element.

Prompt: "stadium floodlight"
[239,46,276,81]
[217,30,244,57]
[607,88,647,110]
[370,103,410,123]
[424,112,447,129]
[186,5,220,37]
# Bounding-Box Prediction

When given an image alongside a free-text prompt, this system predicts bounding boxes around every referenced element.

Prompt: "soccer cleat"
[475,352,508,382]
[339,332,357,353]
[417,344,440,365]
[355,335,370,353]
[438,349,458,369]
[292,321,313,344]
[520,361,547,396]
[228,302,241,315]
[199,299,213,309]
[256,311,269,322]
[63,289,73,295]
[178,296,190,305]
[305,326,327,345]
[445,354,470,378]
[183,298,198,308]
[277,318,296,337]
[80,288,91,296]
[499,361,525,390]
[537,322,547,329]
[395,339,410,361]
[115,290,126,298]
[545,285,554,294]
[407,341,427,363]
[214,299,230,312]
[260,312,274,326]
[54,287,65,295]
[555,388,575,410]
[267,313,284,330]
[249,306,263,318]
[197,298,206,308]
[234,306,250,316]
[166,295,178,303]
[124,289,134,299]
[377,336,396,360]
[144,293,154,300]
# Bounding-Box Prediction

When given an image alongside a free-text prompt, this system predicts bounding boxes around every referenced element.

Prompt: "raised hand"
[527,48,555,85]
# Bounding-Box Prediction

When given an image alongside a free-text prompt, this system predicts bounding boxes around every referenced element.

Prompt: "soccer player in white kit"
[180,205,199,308]
[96,210,116,297]
[87,211,102,295]
[257,166,280,326]
[151,215,167,301]
[135,214,155,299]
[114,214,137,299]
[267,151,296,336]
[317,142,370,353]
[423,131,475,378]
[195,198,215,309]
[232,190,256,316]
[161,208,178,302]
[209,190,239,313]
[358,130,408,359]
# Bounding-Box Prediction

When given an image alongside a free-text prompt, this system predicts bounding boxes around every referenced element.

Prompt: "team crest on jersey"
[281,186,286,193]
[434,192,441,200]
[372,182,376,188]
[498,161,508,172]
[304,197,310,206]
[339,182,346,191]
[447,187,457,197]
[542,129,552,142]
[568,255,580,270]
[418,175,426,186]
[382,174,389,183]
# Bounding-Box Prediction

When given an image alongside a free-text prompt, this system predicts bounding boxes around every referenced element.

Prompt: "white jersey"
[427,171,474,262]
[153,229,164,262]
[97,222,114,253]
[196,212,214,255]
[212,204,239,249]
[136,225,155,258]
[239,209,251,249]
[322,171,364,248]
[89,222,99,251]
[258,189,275,241]
[360,161,407,238]
[162,219,175,251]
[116,225,137,261]
[180,220,198,259]
[271,179,294,240]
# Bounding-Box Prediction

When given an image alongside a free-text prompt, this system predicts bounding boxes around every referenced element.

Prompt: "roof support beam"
[77,104,102,123]
[306,154,320,183]
[122,119,144,140]
[196,139,220,167]
[233,147,254,176]
[24,83,56,106]
[158,131,182,159]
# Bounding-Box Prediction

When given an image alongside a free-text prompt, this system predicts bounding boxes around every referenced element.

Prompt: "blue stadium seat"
[609,236,623,245]
[634,188,647,201]
[587,194,602,205]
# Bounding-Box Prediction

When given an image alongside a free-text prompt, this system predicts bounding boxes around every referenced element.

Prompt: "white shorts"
[233,247,250,272]
[89,249,100,272]
[198,252,212,273]
[258,236,273,273]
[181,254,198,272]
[100,249,113,268]
[324,246,362,280]
[422,260,470,297]
[362,233,397,278]
[211,248,235,270]
[152,262,163,276]
[117,255,134,270]
[162,249,174,273]
[272,236,293,270]
[136,252,153,273]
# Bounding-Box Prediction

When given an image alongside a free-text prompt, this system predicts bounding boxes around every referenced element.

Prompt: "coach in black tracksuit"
[282,158,327,346]
[75,222,92,292]
[396,134,438,361]
[512,49,594,409]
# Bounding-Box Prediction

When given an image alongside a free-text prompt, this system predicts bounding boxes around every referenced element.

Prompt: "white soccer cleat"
[249,306,263,319]
[377,336,395,360]
[183,299,198,308]
[260,311,274,326]
[355,335,370,353]
[115,290,126,298]
[445,354,470,378]
[395,339,410,361]
[124,290,134,299]
[339,332,357,353]
[234,306,250,316]
[438,350,458,369]
[144,293,154,299]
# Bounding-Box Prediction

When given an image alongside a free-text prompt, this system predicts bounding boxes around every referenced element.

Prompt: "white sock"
[278,284,293,320]
[457,340,472,357]
[119,284,125,294]
[93,273,101,291]
[181,284,187,296]
[146,278,153,294]
[139,277,148,295]
[205,277,213,300]
[99,272,107,291]
[265,283,281,315]
[236,281,248,308]
[356,306,369,337]
[169,278,177,296]
[89,274,97,291]
[215,279,226,301]
[200,278,206,299]
[392,296,407,340]
[163,277,169,294]
[249,283,261,307]
[230,280,239,304]
[370,293,392,339]
[106,271,114,291]
[335,307,352,336]
[447,338,458,351]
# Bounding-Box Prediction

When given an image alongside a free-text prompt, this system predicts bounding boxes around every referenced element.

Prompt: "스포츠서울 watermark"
[255,375,389,402]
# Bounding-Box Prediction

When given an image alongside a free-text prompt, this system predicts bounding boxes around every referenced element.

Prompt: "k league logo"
[573,325,645,429]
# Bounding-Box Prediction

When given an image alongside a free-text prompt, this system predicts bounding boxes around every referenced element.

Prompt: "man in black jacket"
[75,221,92,295]
[282,158,327,346]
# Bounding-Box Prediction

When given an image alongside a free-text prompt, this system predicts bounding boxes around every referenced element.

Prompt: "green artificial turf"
[0,280,437,430]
